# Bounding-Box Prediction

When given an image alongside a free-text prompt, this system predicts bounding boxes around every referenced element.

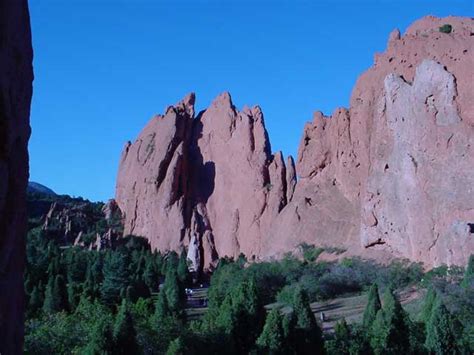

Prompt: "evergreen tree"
[292,288,324,355]
[229,278,263,352]
[382,288,411,353]
[347,324,372,355]
[370,310,387,354]
[54,274,69,311]
[83,318,113,354]
[100,252,130,306]
[143,256,160,292]
[155,289,171,320]
[421,286,437,323]
[363,283,381,328]
[67,282,80,311]
[256,309,285,354]
[370,288,411,355]
[425,297,459,354]
[163,267,185,318]
[166,251,179,273]
[461,254,474,288]
[43,274,68,313]
[46,255,61,278]
[177,250,190,285]
[112,300,139,354]
[166,337,186,355]
[28,285,43,317]
[325,318,351,355]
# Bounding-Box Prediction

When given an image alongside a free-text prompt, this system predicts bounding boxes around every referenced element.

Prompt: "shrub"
[439,24,452,34]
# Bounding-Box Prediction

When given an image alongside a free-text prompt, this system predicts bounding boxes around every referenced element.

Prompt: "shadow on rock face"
[190,115,216,204]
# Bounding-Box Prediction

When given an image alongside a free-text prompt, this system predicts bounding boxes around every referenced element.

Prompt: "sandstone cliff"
[116,93,296,271]
[116,16,473,270]
[0,0,33,353]
[266,16,474,268]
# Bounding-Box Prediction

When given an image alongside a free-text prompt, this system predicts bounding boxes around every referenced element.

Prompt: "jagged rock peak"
[115,92,295,271]
[116,16,473,269]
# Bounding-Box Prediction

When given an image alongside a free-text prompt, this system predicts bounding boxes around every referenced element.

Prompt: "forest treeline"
[24,193,474,354]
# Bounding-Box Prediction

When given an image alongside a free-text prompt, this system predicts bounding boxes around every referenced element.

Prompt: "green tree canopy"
[292,288,324,355]
[425,297,459,354]
[363,283,381,328]
[257,308,285,354]
[112,300,139,354]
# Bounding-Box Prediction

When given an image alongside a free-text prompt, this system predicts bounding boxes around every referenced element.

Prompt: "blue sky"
[28,0,471,202]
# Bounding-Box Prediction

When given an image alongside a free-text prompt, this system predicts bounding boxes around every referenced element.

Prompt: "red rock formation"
[265,16,474,267]
[0,0,33,352]
[116,93,295,271]
[116,16,473,269]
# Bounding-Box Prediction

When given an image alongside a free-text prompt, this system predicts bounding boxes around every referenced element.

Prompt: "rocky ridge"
[28,192,123,251]
[116,16,474,270]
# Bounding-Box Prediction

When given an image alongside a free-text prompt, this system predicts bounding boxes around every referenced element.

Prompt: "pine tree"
[100,252,130,306]
[370,310,387,354]
[164,267,185,317]
[383,288,411,353]
[143,256,160,292]
[67,282,80,311]
[177,250,190,285]
[363,283,381,328]
[370,288,411,354]
[54,274,69,311]
[292,288,324,355]
[112,300,139,354]
[155,289,171,320]
[43,274,68,313]
[166,337,186,355]
[421,286,437,323]
[256,309,285,354]
[229,278,263,353]
[332,318,351,354]
[83,318,113,354]
[461,254,474,288]
[28,285,43,316]
[425,297,459,354]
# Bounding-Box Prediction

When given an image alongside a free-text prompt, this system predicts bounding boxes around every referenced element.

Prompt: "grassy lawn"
[185,287,209,321]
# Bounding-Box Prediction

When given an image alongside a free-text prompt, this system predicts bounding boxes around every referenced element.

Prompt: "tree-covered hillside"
[24,191,474,354]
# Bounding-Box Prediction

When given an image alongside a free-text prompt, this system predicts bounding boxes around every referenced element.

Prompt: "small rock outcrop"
[116,16,473,269]
[37,197,123,251]
[0,0,33,352]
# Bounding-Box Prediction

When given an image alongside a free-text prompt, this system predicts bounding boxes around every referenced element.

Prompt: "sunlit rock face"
[267,16,474,267]
[116,93,295,271]
[116,16,473,269]
[0,0,33,353]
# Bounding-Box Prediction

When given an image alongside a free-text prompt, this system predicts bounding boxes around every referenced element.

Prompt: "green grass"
[185,288,209,321]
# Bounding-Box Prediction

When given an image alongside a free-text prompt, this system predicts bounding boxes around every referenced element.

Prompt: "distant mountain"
[27,181,56,196]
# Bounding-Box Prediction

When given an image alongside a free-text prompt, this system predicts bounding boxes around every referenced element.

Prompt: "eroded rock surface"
[266,16,474,267]
[116,16,473,269]
[0,0,33,352]
[116,93,296,271]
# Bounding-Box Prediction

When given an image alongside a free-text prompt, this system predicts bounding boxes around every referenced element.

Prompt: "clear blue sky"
[28,0,471,202]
